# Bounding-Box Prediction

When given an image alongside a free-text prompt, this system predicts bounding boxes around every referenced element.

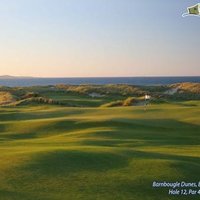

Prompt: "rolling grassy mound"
[0,92,16,105]
[54,84,145,95]
[171,82,200,93]
[0,101,200,200]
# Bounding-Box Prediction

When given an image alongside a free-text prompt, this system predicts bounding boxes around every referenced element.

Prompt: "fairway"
[0,102,200,200]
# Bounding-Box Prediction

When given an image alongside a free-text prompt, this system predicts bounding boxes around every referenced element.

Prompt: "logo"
[182,3,200,17]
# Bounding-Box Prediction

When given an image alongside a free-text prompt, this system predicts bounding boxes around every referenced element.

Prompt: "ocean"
[0,77,200,87]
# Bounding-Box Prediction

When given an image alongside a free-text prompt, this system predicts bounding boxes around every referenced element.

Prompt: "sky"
[0,0,200,77]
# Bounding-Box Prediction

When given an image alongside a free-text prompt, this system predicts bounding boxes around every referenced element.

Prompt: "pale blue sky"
[0,0,199,77]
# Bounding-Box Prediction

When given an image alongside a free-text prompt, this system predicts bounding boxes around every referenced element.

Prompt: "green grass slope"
[0,101,200,200]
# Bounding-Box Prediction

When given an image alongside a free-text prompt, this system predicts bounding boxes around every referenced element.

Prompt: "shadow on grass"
[19,149,129,175]
[2,118,200,147]
[123,149,200,164]
[3,148,200,200]
[0,109,84,121]
[76,118,200,146]
[0,189,52,200]
[16,147,200,177]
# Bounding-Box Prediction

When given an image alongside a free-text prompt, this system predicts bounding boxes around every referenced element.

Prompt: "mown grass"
[43,92,126,107]
[0,101,200,200]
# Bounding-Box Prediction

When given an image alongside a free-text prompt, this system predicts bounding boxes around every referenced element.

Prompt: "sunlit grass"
[0,101,200,200]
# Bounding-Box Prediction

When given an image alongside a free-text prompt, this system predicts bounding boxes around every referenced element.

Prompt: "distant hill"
[0,75,34,79]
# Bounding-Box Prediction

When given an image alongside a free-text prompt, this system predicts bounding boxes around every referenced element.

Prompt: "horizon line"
[1,75,200,79]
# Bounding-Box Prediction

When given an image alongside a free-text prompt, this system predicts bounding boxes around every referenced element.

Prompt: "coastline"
[0,76,200,87]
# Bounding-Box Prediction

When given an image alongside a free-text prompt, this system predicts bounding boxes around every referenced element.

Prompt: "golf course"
[0,83,200,200]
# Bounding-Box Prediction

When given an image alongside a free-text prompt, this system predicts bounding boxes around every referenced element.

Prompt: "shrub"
[123,97,139,106]
[24,92,39,99]
[101,100,123,108]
